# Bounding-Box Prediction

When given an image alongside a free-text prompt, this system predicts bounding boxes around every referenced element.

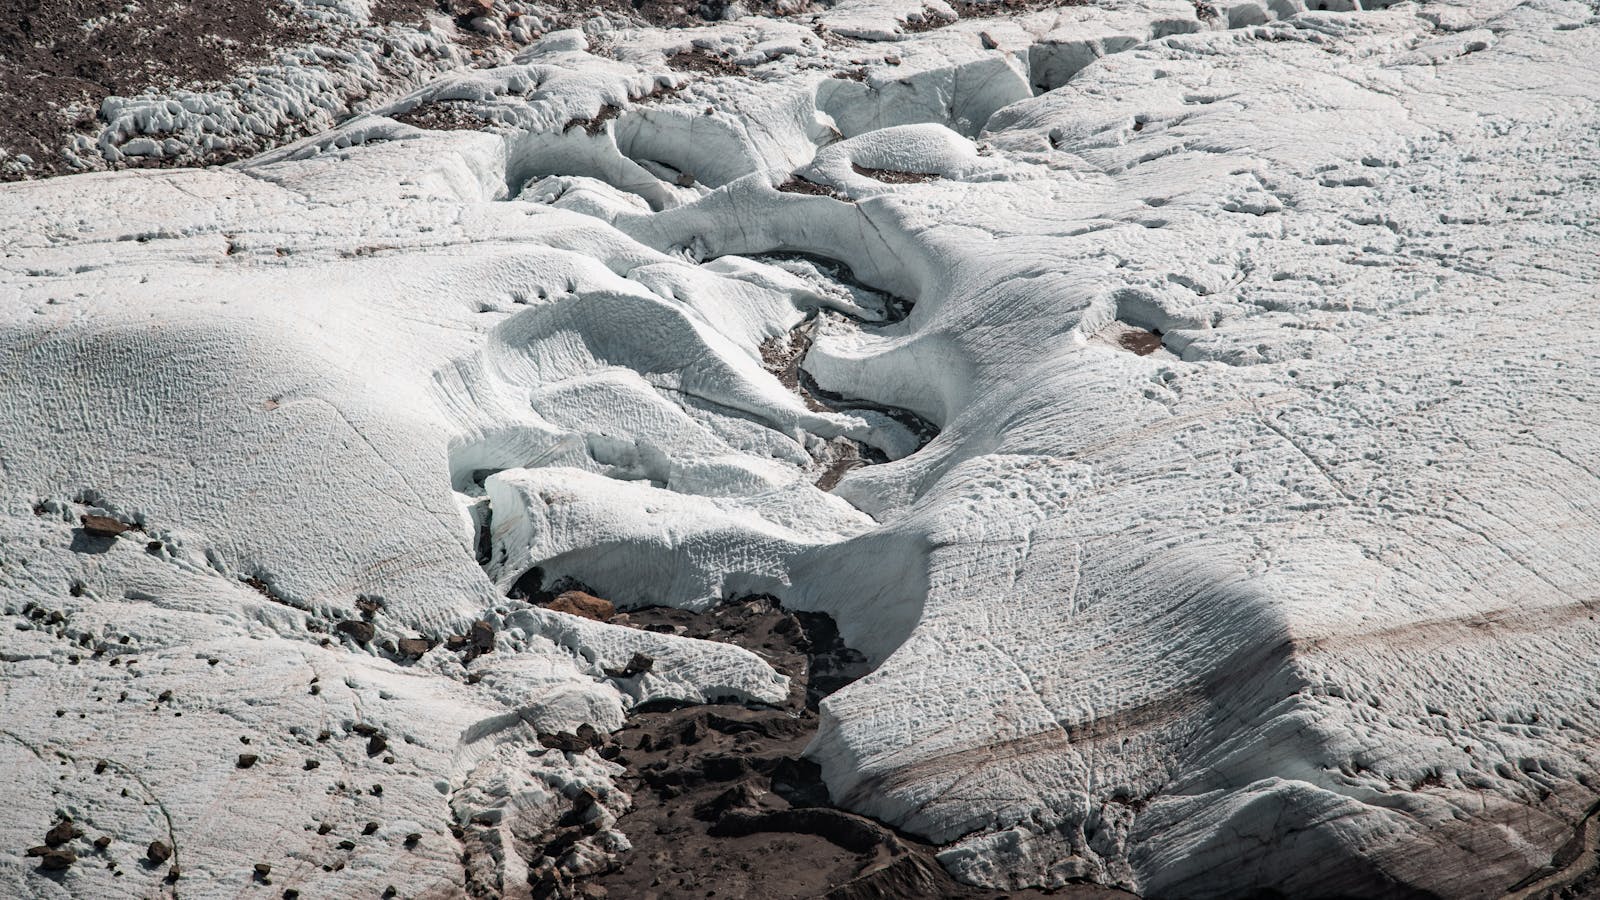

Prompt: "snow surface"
[3,0,1600,896]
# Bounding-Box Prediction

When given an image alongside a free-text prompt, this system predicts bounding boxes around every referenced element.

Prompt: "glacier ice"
[2,0,1599,896]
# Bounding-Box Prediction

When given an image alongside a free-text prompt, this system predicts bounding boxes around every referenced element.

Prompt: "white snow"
[4,0,1600,896]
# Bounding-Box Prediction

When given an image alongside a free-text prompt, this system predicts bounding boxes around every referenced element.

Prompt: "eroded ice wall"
[3,0,1599,896]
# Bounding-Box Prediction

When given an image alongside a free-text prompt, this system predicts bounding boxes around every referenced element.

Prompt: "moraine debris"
[468,619,495,653]
[396,637,432,658]
[604,652,654,679]
[537,731,591,753]
[335,619,375,644]
[80,514,134,537]
[541,590,615,622]
[44,818,80,846]
[28,846,76,871]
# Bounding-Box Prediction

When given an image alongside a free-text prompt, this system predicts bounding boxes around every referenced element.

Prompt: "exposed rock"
[541,590,614,622]
[30,847,75,871]
[80,514,133,537]
[335,620,375,643]
[146,840,171,864]
[44,819,80,847]
[237,753,259,769]
[538,731,590,753]
[396,637,432,658]
[603,652,653,679]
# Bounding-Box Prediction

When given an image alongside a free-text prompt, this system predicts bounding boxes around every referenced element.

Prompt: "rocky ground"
[520,591,1132,899]
[0,0,310,177]
[0,0,818,180]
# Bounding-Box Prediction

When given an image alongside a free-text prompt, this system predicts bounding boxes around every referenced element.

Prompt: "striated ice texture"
[2,0,1599,896]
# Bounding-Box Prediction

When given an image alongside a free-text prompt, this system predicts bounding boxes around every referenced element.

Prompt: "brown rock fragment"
[541,590,614,622]
[81,514,133,537]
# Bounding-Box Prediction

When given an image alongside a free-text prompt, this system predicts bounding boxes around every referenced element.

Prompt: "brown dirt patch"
[0,0,310,179]
[850,163,939,184]
[667,47,744,76]
[561,597,1130,899]
[1118,328,1164,356]
[777,175,851,201]
[391,99,499,131]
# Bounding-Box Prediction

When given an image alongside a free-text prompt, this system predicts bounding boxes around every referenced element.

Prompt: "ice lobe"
[4,0,1600,898]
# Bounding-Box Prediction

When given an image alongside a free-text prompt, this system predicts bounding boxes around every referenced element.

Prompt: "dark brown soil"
[667,47,744,76]
[760,325,826,412]
[0,0,309,178]
[568,597,1132,899]
[948,0,1089,18]
[1117,328,1164,356]
[899,6,957,32]
[0,0,814,181]
[778,175,851,200]
[391,99,499,131]
[850,163,939,184]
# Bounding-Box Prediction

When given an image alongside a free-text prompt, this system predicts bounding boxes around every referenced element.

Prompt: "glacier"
[2,0,1599,896]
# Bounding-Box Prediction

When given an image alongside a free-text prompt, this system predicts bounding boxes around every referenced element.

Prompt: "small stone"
[604,652,654,678]
[396,637,432,658]
[335,620,375,644]
[317,822,333,835]
[80,514,132,537]
[404,832,421,848]
[382,887,397,899]
[538,731,589,753]
[237,753,259,769]
[366,735,388,756]
[362,822,379,836]
[146,840,172,864]
[254,862,272,878]
[94,760,108,774]
[337,839,356,851]
[284,890,301,900]
[575,723,603,748]
[541,590,614,622]
[157,690,173,703]
[45,819,80,846]
[34,847,75,870]
[93,836,111,851]
[303,759,320,771]
[469,619,495,652]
